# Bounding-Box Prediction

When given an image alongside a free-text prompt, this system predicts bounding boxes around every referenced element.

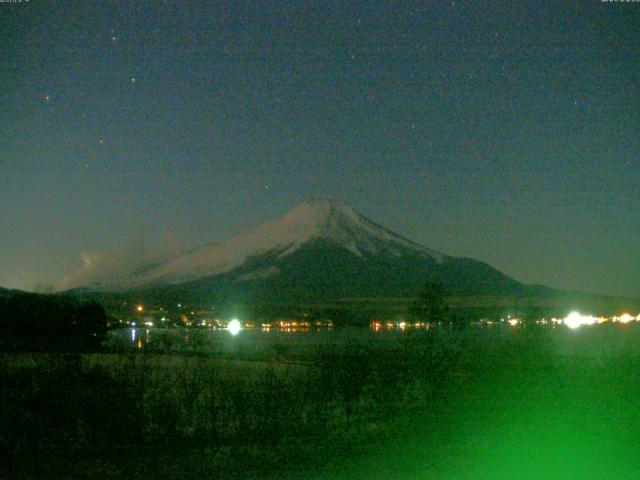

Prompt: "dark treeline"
[0,289,108,352]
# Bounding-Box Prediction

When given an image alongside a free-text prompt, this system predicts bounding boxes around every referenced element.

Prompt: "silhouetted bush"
[0,291,108,352]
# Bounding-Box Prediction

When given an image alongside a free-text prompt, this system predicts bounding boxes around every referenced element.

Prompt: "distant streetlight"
[136,305,143,312]
[227,319,242,336]
[564,311,595,329]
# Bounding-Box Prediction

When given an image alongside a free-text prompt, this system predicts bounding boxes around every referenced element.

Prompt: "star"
[44,95,50,101]
[98,138,104,145]
[131,77,136,83]
[111,36,117,42]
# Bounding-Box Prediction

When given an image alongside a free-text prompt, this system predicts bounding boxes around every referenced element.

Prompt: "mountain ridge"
[65,198,544,307]
[24,199,639,315]
[75,199,450,290]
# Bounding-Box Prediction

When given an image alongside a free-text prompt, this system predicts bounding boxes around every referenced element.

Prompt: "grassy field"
[2,326,640,479]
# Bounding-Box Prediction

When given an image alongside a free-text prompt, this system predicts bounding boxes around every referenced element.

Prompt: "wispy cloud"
[58,232,185,291]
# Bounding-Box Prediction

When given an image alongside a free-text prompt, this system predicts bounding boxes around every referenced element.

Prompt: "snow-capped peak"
[128,199,444,286]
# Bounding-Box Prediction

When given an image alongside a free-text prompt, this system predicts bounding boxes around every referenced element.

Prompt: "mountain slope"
[130,199,446,288]
[68,198,543,307]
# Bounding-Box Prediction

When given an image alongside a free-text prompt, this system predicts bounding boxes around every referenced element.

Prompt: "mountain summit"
[71,199,530,302]
[128,199,445,287]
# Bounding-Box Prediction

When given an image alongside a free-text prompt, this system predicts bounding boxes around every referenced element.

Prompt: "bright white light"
[227,319,242,336]
[564,311,596,329]
[618,313,634,324]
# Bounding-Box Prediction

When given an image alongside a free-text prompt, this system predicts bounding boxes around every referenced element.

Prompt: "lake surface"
[105,322,640,358]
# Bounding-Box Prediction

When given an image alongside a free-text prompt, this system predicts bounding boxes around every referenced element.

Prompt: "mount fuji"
[131,198,447,287]
[74,199,542,305]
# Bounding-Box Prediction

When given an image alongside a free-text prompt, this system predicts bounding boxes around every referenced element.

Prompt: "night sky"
[1,1,638,297]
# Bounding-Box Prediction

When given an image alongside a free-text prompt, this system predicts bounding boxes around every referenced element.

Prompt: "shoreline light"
[616,313,634,324]
[227,319,242,336]
[564,311,596,329]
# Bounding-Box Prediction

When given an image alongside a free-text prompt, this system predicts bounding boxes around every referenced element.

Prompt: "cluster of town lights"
[131,304,639,333]
[549,311,640,330]
[370,313,640,331]
[494,312,640,329]
[370,320,429,331]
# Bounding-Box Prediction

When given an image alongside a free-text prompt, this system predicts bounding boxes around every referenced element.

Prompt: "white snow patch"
[117,199,446,287]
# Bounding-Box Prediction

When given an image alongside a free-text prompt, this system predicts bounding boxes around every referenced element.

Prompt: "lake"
[105,321,640,358]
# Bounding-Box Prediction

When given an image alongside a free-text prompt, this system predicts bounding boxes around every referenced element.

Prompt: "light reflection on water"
[105,321,640,358]
[108,325,407,355]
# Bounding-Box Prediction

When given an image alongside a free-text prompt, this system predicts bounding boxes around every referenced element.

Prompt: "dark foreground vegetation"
[2,326,640,479]
[0,289,107,352]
